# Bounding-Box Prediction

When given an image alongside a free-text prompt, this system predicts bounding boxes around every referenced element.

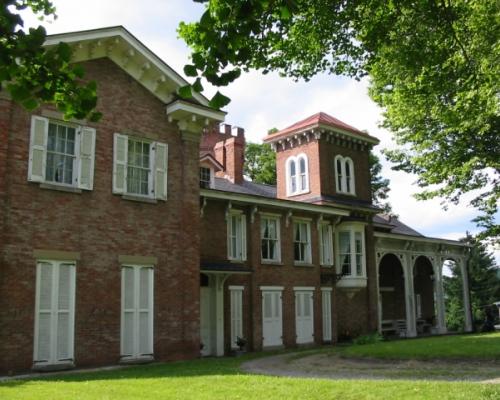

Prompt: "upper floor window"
[286,153,309,196]
[319,223,334,266]
[199,166,213,189]
[337,224,365,277]
[227,211,247,261]
[113,133,168,200]
[293,220,312,264]
[335,155,355,195]
[28,116,96,190]
[261,215,281,262]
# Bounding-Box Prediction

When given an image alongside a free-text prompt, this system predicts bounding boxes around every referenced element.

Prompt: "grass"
[0,333,499,400]
[341,332,500,360]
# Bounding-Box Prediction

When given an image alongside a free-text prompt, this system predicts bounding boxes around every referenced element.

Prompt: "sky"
[20,0,498,264]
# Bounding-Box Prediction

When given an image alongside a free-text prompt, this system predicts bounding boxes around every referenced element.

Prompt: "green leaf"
[184,64,198,77]
[22,98,38,110]
[178,85,193,99]
[209,91,230,109]
[192,78,204,93]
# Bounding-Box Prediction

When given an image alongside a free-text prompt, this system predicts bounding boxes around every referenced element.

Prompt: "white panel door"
[262,291,282,347]
[200,287,212,356]
[295,291,314,344]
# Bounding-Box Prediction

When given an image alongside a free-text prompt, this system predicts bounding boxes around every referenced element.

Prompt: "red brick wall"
[275,139,372,203]
[0,58,201,374]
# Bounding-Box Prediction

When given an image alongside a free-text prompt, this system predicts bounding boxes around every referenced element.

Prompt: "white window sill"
[228,258,246,264]
[39,182,82,194]
[337,276,367,289]
[32,361,75,372]
[287,190,310,197]
[294,262,314,267]
[122,194,157,204]
[261,260,283,266]
[337,191,356,197]
[119,355,154,365]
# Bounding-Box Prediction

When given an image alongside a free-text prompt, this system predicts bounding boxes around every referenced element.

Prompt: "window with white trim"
[319,223,334,266]
[199,166,213,189]
[261,216,281,262]
[28,116,96,190]
[293,220,312,264]
[286,153,309,196]
[34,260,76,367]
[121,265,154,361]
[113,133,168,200]
[229,286,244,349]
[334,155,355,195]
[337,224,366,277]
[227,211,247,261]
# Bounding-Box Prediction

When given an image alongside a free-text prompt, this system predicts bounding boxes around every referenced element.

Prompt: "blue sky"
[21,0,498,262]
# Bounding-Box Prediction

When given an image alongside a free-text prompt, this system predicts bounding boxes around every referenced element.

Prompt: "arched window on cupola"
[334,155,355,195]
[286,153,309,196]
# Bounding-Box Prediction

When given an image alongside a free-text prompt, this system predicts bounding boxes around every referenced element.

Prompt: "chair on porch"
[396,320,407,337]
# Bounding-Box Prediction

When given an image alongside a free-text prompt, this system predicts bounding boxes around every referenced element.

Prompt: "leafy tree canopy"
[244,142,276,185]
[179,0,499,242]
[1,0,101,121]
[369,152,392,214]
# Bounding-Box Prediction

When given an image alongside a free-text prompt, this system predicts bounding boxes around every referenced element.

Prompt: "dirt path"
[241,352,500,383]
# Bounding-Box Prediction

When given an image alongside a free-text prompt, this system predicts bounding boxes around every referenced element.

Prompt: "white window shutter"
[154,142,168,201]
[78,126,96,190]
[138,267,153,356]
[35,262,53,362]
[28,116,48,182]
[227,216,233,259]
[56,263,75,361]
[113,133,128,194]
[241,215,247,261]
[121,267,135,357]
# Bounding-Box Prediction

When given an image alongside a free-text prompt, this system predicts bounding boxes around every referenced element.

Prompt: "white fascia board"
[166,100,225,122]
[374,231,468,247]
[44,26,210,107]
[200,189,349,217]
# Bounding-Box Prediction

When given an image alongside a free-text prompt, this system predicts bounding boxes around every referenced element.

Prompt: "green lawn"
[341,332,500,360]
[1,333,499,400]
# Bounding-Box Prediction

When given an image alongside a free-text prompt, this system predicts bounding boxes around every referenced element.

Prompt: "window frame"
[334,155,356,195]
[286,153,310,196]
[336,223,366,278]
[126,137,154,198]
[293,219,312,265]
[33,259,76,367]
[120,264,154,361]
[199,166,213,189]
[260,214,281,263]
[227,210,247,262]
[229,285,244,349]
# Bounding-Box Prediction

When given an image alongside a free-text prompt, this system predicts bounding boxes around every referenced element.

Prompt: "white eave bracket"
[166,99,225,133]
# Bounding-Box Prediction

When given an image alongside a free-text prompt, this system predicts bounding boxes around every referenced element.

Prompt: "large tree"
[1,0,100,121]
[444,233,500,331]
[179,0,499,241]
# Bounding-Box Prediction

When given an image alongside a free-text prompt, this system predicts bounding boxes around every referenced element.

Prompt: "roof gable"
[44,26,209,108]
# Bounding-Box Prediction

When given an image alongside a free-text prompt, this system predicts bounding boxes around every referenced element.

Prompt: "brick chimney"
[200,124,245,184]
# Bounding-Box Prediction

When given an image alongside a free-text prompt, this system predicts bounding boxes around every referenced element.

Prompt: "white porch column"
[403,253,417,337]
[433,259,447,334]
[458,258,473,332]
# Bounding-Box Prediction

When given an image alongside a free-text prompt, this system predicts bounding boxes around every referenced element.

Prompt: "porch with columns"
[374,233,472,338]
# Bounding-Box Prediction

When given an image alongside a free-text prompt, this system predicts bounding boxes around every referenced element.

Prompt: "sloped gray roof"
[373,214,423,237]
[213,178,276,198]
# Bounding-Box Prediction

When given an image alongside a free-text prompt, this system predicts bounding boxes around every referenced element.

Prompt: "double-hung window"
[334,155,355,195]
[113,133,168,200]
[293,220,312,264]
[337,224,365,277]
[28,116,96,190]
[199,166,212,189]
[227,211,247,261]
[319,223,334,266]
[261,215,281,262]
